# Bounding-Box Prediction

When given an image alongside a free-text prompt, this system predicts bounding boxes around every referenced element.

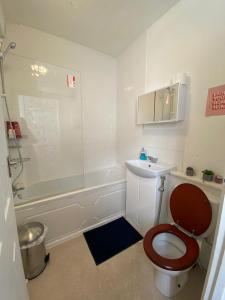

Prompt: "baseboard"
[46,211,125,249]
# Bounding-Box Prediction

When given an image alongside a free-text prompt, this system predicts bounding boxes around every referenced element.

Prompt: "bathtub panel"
[94,190,125,219]
[15,182,126,246]
[25,203,87,242]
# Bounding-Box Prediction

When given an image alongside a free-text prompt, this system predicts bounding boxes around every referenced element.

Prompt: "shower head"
[0,41,16,59]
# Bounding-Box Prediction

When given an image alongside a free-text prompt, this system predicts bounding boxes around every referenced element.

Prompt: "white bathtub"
[15,166,126,247]
[15,166,125,205]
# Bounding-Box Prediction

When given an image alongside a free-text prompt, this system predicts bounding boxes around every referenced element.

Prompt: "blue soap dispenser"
[139,147,147,160]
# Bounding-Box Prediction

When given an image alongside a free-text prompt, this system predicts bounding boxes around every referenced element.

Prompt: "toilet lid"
[170,183,212,236]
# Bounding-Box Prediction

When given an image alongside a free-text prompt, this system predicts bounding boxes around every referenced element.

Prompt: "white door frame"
[0,96,29,300]
[202,193,225,299]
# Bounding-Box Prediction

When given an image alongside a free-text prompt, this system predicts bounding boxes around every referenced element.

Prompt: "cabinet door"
[154,84,178,122]
[126,169,159,236]
[138,176,158,235]
[126,169,139,228]
[137,92,155,124]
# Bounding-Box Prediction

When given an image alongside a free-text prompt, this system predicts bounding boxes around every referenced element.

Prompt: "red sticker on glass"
[67,74,76,88]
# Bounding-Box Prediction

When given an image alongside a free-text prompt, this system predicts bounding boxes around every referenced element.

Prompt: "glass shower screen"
[5,54,84,202]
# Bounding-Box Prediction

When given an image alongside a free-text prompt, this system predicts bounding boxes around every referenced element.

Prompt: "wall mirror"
[137,83,185,124]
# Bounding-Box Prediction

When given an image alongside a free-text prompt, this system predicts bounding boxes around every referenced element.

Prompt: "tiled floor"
[28,236,206,300]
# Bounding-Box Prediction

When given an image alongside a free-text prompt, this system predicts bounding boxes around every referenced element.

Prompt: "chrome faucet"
[147,156,158,163]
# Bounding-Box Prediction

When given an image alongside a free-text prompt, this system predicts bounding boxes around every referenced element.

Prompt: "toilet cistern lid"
[170,183,212,236]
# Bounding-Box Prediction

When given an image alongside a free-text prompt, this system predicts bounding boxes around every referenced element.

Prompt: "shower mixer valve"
[12,183,25,197]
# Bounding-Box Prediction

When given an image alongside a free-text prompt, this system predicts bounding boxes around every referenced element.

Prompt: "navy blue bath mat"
[83,217,142,265]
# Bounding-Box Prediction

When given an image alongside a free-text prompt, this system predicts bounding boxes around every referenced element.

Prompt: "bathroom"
[0,0,225,299]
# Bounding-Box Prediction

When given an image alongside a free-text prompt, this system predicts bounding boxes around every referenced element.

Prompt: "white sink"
[125,160,174,178]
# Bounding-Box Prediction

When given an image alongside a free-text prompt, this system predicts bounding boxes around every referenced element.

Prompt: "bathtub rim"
[14,179,126,210]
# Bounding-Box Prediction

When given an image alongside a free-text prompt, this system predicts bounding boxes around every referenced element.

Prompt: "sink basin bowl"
[125,160,175,178]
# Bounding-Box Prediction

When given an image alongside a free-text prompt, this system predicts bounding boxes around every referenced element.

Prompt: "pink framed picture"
[205,84,225,116]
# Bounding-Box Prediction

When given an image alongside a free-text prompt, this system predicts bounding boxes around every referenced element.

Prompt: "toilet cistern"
[125,160,174,178]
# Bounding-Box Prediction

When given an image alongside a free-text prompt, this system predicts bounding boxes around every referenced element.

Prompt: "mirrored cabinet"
[137,83,186,124]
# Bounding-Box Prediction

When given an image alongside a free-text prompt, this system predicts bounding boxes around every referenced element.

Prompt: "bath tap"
[12,184,24,197]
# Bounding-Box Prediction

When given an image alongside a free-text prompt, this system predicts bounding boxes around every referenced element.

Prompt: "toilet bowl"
[143,183,212,297]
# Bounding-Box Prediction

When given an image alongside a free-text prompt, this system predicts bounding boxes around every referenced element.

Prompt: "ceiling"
[2,0,180,56]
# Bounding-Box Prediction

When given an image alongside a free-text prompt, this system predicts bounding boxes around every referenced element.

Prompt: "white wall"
[117,0,225,177]
[117,32,148,164]
[5,23,117,179]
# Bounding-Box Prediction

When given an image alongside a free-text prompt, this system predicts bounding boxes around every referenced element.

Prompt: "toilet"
[143,183,212,297]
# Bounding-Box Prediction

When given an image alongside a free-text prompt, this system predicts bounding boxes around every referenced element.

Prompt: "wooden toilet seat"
[143,224,199,271]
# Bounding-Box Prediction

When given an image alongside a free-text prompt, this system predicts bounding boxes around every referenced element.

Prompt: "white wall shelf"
[8,134,28,140]
[170,171,225,192]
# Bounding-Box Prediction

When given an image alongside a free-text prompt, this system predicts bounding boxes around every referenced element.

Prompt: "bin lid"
[18,222,45,247]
